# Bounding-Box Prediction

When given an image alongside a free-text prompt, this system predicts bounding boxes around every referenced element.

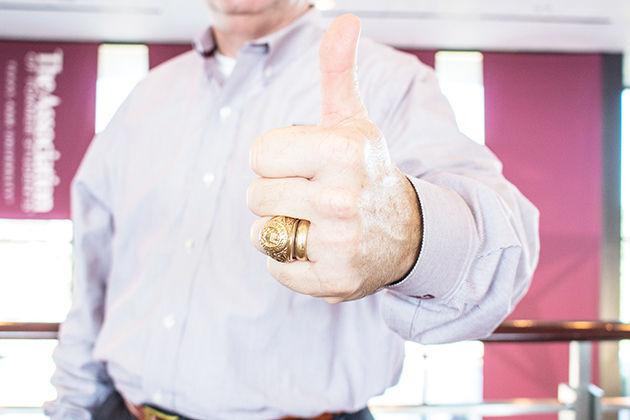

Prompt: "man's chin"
[207,0,279,16]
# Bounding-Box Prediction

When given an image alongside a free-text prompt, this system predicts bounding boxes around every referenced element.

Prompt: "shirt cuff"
[387,176,478,300]
[43,400,92,420]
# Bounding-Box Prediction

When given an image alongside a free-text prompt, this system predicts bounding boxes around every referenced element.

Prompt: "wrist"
[389,173,423,284]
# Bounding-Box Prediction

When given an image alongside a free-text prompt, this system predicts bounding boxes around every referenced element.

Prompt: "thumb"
[319,14,368,127]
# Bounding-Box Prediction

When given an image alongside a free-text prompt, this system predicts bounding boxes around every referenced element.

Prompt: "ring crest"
[260,216,299,263]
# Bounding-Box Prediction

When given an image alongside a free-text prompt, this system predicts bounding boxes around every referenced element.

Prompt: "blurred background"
[0,0,629,419]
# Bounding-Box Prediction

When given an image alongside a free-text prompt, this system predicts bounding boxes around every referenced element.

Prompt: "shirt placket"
[140,47,268,409]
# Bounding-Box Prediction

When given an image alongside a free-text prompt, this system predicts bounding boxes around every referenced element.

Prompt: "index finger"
[250,125,330,178]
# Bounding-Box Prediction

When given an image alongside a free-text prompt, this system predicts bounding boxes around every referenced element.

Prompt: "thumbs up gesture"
[248,15,422,302]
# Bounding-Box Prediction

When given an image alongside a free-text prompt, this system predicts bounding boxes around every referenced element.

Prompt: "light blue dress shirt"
[46,10,539,420]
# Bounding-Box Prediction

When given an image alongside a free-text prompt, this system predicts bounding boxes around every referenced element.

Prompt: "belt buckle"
[143,405,179,420]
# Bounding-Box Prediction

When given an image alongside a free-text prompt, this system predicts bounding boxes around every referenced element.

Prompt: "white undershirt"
[214,52,237,78]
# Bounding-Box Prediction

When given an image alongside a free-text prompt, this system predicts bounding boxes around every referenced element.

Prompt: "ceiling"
[1,0,630,53]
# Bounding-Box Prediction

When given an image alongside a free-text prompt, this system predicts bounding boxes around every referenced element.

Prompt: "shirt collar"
[193,8,322,71]
[193,26,216,58]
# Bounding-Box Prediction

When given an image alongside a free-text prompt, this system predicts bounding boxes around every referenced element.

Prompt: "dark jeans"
[94,391,374,420]
[93,391,134,420]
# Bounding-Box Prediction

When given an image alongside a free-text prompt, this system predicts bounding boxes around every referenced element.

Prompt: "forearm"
[47,172,115,417]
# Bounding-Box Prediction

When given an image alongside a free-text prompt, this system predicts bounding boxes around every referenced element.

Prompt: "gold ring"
[294,219,310,262]
[260,216,299,263]
[259,216,310,263]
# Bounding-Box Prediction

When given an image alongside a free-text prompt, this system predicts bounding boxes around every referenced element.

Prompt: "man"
[46,0,540,419]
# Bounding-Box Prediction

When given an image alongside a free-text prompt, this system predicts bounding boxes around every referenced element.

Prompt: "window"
[435,51,485,145]
[0,220,71,415]
[0,340,57,416]
[96,44,149,133]
[0,220,72,322]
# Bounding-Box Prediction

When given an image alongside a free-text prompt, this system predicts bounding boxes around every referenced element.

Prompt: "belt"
[128,400,344,420]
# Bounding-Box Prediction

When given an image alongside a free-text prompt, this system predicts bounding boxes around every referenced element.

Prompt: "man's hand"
[248,14,422,303]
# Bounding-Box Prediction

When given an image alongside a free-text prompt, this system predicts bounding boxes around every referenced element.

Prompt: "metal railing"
[377,320,630,419]
[0,322,59,339]
[1,320,630,418]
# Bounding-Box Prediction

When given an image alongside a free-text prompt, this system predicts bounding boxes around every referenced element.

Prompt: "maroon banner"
[399,49,436,68]
[0,41,98,219]
[482,53,604,419]
[148,44,192,70]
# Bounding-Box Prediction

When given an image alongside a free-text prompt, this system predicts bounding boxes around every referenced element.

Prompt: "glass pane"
[370,342,426,408]
[0,219,72,322]
[96,44,149,133]
[435,51,485,145]
[370,341,484,419]
[0,340,57,409]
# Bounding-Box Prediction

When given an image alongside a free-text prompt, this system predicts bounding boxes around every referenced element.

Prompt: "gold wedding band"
[294,219,310,262]
[259,216,310,263]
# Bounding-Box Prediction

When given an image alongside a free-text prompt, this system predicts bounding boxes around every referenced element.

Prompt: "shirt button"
[263,67,273,78]
[219,106,232,120]
[202,172,215,186]
[184,239,195,252]
[162,315,176,330]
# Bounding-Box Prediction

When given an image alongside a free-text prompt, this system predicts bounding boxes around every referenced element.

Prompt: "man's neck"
[212,5,311,58]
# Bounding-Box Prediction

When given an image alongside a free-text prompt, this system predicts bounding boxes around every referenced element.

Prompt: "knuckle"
[318,188,359,218]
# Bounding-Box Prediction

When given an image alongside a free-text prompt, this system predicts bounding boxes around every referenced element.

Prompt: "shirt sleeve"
[376,60,540,344]
[44,109,124,419]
